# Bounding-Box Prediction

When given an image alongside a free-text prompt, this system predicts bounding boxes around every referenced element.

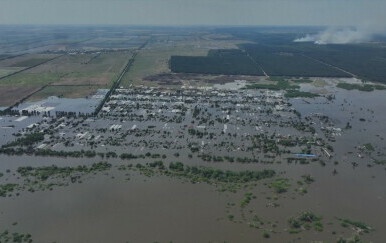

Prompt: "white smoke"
[294,26,386,45]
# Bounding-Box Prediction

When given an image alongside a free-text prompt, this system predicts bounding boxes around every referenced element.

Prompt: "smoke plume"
[294,26,386,45]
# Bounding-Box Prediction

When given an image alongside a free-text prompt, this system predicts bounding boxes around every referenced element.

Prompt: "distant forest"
[171,32,386,83]
[170,49,263,76]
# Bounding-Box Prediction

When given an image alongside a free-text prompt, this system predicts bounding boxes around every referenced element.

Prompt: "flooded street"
[1,80,386,242]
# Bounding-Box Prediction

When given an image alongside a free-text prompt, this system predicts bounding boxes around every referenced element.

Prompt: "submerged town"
[0,25,385,242]
[0,84,369,163]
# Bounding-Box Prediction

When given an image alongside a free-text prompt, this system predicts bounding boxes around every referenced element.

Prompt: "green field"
[8,58,53,67]
[0,52,131,105]
[336,82,386,92]
[0,72,64,86]
[0,54,58,68]
[0,67,24,78]
[0,52,131,87]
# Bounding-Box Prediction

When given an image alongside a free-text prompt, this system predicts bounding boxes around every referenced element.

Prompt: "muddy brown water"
[0,153,385,242]
[1,86,386,242]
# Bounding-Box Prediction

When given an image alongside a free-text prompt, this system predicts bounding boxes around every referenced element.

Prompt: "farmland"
[0,67,24,78]
[120,34,249,87]
[0,54,59,73]
[0,86,42,107]
[0,25,154,107]
[1,52,131,87]
[0,52,132,106]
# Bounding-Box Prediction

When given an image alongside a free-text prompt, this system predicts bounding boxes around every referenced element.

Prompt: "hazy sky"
[1,0,385,26]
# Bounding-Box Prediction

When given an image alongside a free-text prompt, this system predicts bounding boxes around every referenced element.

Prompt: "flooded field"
[0,78,385,242]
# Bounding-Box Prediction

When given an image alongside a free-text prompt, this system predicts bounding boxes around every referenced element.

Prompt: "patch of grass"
[292,78,313,83]
[240,192,255,208]
[269,178,290,193]
[313,221,324,232]
[2,132,44,148]
[288,229,302,234]
[363,143,374,151]
[268,77,287,82]
[126,161,276,192]
[166,162,276,184]
[262,231,270,238]
[373,160,386,165]
[0,162,113,197]
[285,90,319,98]
[337,83,377,92]
[337,218,373,232]
[288,211,323,233]
[337,234,362,243]
[297,187,308,194]
[0,230,33,243]
[373,84,386,90]
[245,80,299,91]
[0,184,18,197]
[301,174,315,184]
[0,72,63,86]
[17,162,112,181]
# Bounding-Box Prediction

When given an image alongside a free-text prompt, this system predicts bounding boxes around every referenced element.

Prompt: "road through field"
[93,39,151,115]
[245,52,269,77]
[0,55,64,81]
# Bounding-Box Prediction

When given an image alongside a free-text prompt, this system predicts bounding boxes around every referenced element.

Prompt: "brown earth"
[143,73,264,85]
[0,86,42,107]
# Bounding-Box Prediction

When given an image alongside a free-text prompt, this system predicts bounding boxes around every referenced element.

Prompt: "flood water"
[0,151,385,242]
[15,89,108,114]
[1,81,386,242]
